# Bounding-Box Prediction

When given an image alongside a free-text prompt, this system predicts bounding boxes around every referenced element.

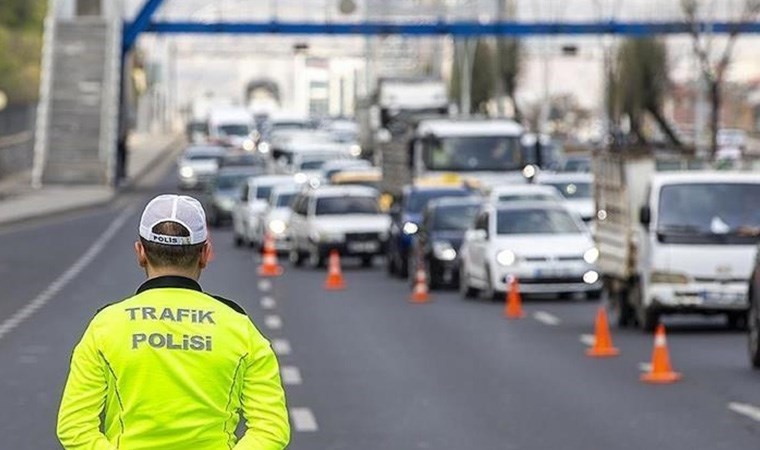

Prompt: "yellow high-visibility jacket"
[57,276,290,450]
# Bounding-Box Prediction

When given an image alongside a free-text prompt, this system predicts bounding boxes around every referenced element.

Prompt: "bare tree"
[681,0,760,157]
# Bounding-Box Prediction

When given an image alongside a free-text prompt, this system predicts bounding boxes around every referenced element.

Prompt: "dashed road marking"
[290,407,318,432]
[265,315,283,330]
[579,334,596,347]
[0,206,136,341]
[272,339,291,355]
[281,366,303,385]
[258,279,272,292]
[728,402,760,422]
[261,296,276,310]
[533,311,560,326]
[638,362,653,372]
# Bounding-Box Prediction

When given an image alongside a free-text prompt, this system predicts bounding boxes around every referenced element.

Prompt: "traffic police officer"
[57,194,290,449]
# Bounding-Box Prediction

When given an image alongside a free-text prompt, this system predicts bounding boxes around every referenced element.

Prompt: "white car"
[176,145,226,190]
[254,185,301,252]
[488,184,564,204]
[232,175,296,247]
[536,172,594,223]
[459,201,602,299]
[288,185,390,268]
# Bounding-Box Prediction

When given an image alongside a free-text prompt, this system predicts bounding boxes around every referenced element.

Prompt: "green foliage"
[0,0,46,104]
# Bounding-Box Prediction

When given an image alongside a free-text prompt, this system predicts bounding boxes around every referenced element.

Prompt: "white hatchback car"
[535,172,594,223]
[232,175,296,247]
[288,185,390,268]
[253,185,301,252]
[459,201,602,299]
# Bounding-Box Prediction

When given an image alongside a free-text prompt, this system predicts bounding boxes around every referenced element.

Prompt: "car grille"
[346,232,380,242]
[518,276,585,285]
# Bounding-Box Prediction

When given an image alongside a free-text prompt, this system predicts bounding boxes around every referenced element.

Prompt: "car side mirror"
[639,205,651,227]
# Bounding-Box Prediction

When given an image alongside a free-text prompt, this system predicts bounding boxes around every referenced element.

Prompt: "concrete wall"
[0,104,36,179]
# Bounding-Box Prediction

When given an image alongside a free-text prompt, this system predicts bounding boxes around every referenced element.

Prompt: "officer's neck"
[145,265,201,282]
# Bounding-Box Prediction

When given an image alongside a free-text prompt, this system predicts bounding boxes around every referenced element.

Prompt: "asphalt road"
[0,164,759,449]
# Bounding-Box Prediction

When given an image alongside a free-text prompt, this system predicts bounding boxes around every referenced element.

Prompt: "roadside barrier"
[503,276,525,319]
[586,306,620,357]
[258,233,284,277]
[324,250,346,290]
[641,324,682,384]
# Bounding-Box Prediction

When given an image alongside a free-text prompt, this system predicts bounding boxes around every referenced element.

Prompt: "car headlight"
[349,144,362,157]
[180,166,194,178]
[433,241,457,261]
[294,172,309,184]
[650,270,690,284]
[268,219,287,235]
[217,197,235,210]
[583,247,599,264]
[402,222,419,235]
[258,142,270,154]
[242,139,255,152]
[583,270,600,284]
[496,249,516,266]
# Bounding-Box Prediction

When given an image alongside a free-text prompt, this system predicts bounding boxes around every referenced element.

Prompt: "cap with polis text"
[139,194,208,246]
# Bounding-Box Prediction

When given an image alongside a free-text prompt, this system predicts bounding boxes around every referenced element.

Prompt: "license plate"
[348,241,378,253]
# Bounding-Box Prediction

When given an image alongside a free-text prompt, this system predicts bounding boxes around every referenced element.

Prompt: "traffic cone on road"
[409,266,430,304]
[503,276,525,319]
[257,233,283,277]
[324,250,346,290]
[586,306,620,357]
[641,324,682,384]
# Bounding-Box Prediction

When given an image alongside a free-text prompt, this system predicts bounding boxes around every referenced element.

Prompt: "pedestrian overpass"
[34,0,760,186]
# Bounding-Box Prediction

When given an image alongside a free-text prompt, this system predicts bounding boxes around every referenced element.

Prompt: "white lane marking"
[258,280,272,292]
[260,296,276,310]
[728,402,760,422]
[265,315,283,330]
[579,334,596,347]
[638,362,653,372]
[272,339,291,355]
[281,366,303,385]
[0,206,136,341]
[533,311,561,326]
[290,407,318,432]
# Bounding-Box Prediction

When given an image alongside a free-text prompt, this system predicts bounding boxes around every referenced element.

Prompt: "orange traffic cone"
[324,250,346,290]
[504,276,525,319]
[410,266,430,304]
[586,306,620,357]
[257,233,283,277]
[641,324,682,384]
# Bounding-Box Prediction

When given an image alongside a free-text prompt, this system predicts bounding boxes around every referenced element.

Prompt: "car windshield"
[216,174,251,190]
[219,124,250,136]
[185,148,224,160]
[255,185,274,200]
[657,183,760,244]
[316,196,379,215]
[406,190,469,214]
[563,158,591,172]
[423,136,523,171]
[275,193,295,207]
[432,204,480,231]
[543,181,591,199]
[498,193,557,202]
[496,208,583,235]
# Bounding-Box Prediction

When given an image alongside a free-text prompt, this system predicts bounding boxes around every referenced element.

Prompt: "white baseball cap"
[139,194,208,246]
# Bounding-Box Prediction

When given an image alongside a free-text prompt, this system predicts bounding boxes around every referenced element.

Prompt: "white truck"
[381,118,527,195]
[595,150,760,331]
[207,107,255,150]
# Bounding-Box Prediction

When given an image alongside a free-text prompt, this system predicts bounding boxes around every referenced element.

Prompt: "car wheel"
[749,292,760,369]
[233,233,243,247]
[398,256,409,278]
[459,265,478,299]
[610,287,635,328]
[386,252,398,276]
[289,247,304,267]
[361,256,373,268]
[426,261,440,291]
[308,246,325,269]
[727,312,747,330]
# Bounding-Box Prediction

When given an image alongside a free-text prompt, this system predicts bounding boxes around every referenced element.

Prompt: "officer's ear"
[135,241,148,268]
[198,241,213,269]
